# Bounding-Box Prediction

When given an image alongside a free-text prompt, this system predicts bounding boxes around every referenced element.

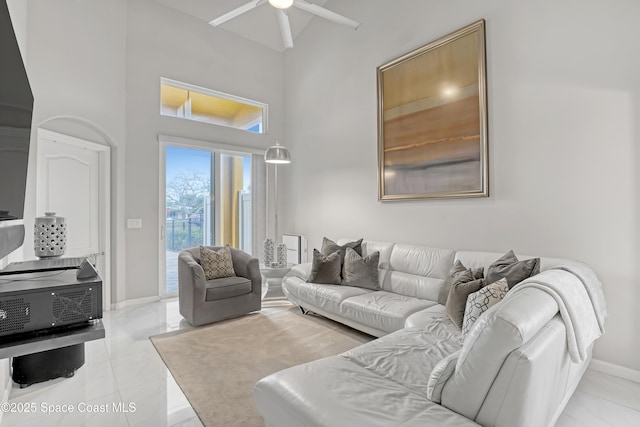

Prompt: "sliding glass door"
[163,145,252,296]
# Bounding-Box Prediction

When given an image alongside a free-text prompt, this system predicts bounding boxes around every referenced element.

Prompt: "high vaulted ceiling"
[153,0,330,52]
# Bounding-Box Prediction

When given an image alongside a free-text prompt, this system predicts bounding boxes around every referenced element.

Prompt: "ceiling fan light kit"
[268,0,293,9]
[209,0,360,49]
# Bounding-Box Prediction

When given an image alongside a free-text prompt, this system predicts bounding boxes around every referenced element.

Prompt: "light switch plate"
[127,218,142,229]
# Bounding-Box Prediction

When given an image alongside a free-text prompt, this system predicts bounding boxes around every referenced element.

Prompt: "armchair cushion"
[205,276,252,301]
[200,245,236,280]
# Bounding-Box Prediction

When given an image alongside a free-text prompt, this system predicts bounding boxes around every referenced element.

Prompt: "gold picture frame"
[377,19,488,201]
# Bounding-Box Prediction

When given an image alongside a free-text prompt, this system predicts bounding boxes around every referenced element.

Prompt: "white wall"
[284,0,640,371]
[6,0,27,62]
[125,0,284,300]
[23,0,128,302]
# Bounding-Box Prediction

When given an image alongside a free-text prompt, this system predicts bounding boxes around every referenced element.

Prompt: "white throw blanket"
[550,262,608,333]
[505,263,607,363]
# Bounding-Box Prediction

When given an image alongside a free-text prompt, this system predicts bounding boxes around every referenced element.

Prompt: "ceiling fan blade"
[276,9,294,49]
[293,0,360,30]
[209,0,267,27]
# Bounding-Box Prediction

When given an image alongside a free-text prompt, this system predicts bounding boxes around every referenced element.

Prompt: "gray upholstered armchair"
[178,246,262,326]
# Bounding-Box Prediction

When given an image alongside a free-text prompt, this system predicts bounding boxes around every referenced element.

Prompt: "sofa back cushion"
[454,251,566,277]
[381,244,455,301]
[337,240,455,301]
[331,242,570,308]
[338,239,395,268]
[381,271,445,301]
[390,244,455,279]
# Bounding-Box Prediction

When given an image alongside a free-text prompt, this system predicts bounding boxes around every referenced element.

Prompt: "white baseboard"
[111,295,160,310]
[589,358,640,383]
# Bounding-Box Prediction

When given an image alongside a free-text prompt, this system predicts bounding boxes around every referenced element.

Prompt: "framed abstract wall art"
[377,19,488,201]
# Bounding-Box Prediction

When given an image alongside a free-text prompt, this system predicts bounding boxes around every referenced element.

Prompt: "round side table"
[260,264,292,299]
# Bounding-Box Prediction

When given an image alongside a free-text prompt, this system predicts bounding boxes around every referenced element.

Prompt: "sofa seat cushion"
[205,276,251,301]
[285,278,372,313]
[341,327,462,396]
[405,305,462,342]
[340,291,435,333]
[254,356,479,427]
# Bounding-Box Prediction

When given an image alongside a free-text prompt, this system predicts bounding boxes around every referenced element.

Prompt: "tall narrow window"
[220,153,252,251]
[160,78,267,134]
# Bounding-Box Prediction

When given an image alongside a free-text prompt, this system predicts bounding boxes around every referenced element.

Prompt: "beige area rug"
[150,300,372,427]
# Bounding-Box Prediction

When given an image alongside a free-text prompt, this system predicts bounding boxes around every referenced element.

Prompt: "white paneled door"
[36,130,111,309]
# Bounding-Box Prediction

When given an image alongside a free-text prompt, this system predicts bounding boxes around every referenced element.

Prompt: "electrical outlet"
[127,218,142,229]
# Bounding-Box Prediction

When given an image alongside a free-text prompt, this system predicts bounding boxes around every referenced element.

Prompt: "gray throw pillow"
[486,250,540,289]
[446,278,484,329]
[342,247,380,290]
[437,260,484,305]
[321,237,363,263]
[307,249,342,285]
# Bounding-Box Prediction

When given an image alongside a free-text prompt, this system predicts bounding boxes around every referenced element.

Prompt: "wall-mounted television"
[0,0,34,259]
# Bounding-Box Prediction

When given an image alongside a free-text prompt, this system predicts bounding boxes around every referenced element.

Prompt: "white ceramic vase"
[34,212,67,258]
[277,243,287,268]
[263,238,274,266]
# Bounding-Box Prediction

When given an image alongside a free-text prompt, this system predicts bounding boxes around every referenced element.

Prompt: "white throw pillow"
[461,278,509,340]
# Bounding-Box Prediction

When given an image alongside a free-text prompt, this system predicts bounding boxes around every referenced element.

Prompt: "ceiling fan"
[209,0,360,49]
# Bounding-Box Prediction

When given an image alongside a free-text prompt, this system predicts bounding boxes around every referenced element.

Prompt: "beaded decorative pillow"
[200,246,236,280]
[461,278,509,340]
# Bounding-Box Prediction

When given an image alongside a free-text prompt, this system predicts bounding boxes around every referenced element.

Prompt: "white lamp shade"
[265,143,291,164]
[269,0,293,9]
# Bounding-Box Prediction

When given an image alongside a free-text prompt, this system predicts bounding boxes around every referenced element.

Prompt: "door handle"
[161,225,166,240]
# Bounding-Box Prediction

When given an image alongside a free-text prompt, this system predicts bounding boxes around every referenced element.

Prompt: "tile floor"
[1,298,639,426]
[1,299,199,427]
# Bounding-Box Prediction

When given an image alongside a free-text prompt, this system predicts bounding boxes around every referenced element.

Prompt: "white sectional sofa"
[254,239,607,427]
